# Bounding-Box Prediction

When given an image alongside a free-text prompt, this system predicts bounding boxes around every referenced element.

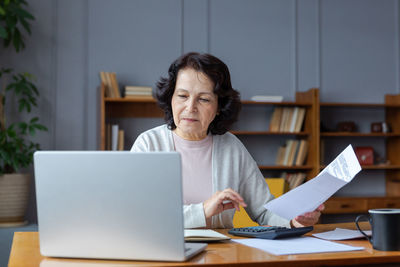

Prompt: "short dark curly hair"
[155,52,241,135]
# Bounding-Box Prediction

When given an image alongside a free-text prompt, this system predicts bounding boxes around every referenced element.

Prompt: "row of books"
[99,71,121,98]
[105,124,125,151]
[124,86,154,100]
[275,139,308,166]
[280,172,307,190]
[269,107,306,132]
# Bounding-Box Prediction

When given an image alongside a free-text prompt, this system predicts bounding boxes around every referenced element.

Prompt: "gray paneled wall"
[1,0,400,221]
[3,0,398,151]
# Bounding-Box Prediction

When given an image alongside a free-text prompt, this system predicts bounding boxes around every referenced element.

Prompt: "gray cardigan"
[131,125,290,229]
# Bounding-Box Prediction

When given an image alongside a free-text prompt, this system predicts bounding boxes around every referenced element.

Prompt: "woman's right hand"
[203,188,247,220]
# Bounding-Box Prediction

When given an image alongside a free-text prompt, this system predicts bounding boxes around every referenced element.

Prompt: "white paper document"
[312,228,372,240]
[233,236,364,255]
[264,145,362,220]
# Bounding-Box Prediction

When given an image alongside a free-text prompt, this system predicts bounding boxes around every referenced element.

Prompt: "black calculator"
[228,225,313,240]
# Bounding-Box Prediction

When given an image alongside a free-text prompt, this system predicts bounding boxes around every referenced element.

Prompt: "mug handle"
[355,215,372,243]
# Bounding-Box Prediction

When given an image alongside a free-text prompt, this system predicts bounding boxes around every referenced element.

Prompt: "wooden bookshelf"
[100,85,400,214]
[320,94,400,213]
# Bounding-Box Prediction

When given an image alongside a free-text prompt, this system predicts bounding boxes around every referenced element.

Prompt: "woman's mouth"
[182,118,198,122]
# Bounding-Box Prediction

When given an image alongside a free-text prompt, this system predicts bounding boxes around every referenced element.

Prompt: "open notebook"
[185,230,231,242]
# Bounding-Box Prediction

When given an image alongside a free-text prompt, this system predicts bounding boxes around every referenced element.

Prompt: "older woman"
[131,52,323,229]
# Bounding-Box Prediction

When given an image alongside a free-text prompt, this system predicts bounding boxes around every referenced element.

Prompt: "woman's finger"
[220,190,247,207]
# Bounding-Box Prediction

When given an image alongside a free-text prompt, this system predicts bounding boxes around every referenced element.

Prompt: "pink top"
[173,132,213,205]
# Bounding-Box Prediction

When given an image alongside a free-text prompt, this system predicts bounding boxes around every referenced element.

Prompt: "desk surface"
[8,222,400,267]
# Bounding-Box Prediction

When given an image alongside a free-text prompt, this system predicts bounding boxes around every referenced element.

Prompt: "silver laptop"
[34,151,207,261]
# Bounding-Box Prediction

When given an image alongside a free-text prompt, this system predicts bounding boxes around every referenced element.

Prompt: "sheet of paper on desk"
[264,145,361,220]
[312,228,372,240]
[233,236,364,255]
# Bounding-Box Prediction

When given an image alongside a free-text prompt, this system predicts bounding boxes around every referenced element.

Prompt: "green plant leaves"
[0,119,46,174]
[0,0,35,52]
[0,1,43,174]
[0,69,47,174]
[0,26,7,38]
[6,72,39,113]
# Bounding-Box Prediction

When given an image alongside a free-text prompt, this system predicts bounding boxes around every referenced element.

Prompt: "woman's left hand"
[290,204,325,228]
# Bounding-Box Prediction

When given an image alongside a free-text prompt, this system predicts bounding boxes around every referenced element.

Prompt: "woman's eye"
[178,95,187,98]
[199,98,210,102]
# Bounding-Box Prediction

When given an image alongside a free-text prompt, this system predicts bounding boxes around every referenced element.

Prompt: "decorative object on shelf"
[355,147,374,165]
[250,95,283,102]
[371,122,383,133]
[375,155,390,166]
[337,121,357,132]
[371,122,391,133]
[0,0,48,226]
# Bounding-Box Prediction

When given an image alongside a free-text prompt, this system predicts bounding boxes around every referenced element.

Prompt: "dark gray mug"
[355,209,400,251]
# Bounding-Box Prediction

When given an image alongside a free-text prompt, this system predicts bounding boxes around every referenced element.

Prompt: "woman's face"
[171,68,218,140]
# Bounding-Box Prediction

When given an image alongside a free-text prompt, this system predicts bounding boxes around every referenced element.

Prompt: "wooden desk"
[8,223,400,266]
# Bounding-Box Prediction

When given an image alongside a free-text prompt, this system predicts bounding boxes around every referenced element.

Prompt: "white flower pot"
[0,173,30,226]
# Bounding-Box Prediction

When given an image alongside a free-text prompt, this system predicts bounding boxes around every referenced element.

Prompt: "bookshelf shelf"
[259,165,313,170]
[321,102,400,108]
[321,132,400,137]
[241,100,312,106]
[231,131,309,136]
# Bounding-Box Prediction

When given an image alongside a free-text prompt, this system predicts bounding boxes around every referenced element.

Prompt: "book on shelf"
[270,106,305,133]
[118,129,124,151]
[280,172,307,190]
[269,107,283,132]
[294,108,306,132]
[110,72,121,98]
[99,71,121,98]
[100,71,113,98]
[275,145,286,165]
[106,124,125,151]
[125,91,152,96]
[281,140,291,166]
[111,124,119,151]
[125,86,153,92]
[276,139,301,166]
[124,86,154,100]
[295,140,308,166]
[288,107,299,132]
[250,95,283,102]
[286,140,299,166]
[106,123,111,150]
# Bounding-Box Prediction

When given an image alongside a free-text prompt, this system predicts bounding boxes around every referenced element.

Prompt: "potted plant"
[0,0,47,225]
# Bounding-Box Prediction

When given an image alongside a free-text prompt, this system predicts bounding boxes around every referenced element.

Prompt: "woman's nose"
[186,98,197,112]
